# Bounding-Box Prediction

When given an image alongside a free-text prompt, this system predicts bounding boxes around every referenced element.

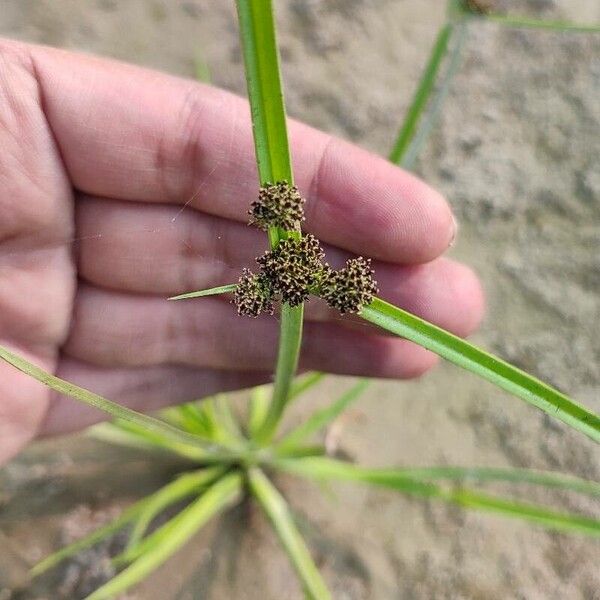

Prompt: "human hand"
[0,39,484,465]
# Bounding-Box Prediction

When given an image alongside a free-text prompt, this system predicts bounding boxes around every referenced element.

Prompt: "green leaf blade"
[277,458,600,537]
[277,379,369,452]
[0,345,219,457]
[85,473,243,600]
[248,468,332,600]
[389,23,453,165]
[168,283,237,301]
[360,299,600,443]
[126,467,226,550]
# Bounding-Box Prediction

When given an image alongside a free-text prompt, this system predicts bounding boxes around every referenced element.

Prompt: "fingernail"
[449,214,459,247]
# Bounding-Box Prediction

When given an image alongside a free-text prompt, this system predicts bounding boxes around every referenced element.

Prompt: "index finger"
[21,40,455,264]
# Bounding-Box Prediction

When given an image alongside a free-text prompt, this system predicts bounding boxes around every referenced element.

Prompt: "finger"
[63,285,438,379]
[40,358,270,436]
[75,196,483,337]
[23,41,455,264]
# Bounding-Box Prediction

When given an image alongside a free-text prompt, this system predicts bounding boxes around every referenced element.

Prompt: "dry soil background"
[0,1,599,599]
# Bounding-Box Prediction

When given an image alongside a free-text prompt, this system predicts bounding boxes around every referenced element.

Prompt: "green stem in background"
[388,23,453,165]
[483,14,600,33]
[360,299,600,443]
[400,20,468,170]
[248,468,332,599]
[236,0,304,444]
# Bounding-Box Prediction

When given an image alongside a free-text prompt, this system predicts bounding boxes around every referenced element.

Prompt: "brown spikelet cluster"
[234,182,378,317]
[249,182,305,231]
[234,268,274,317]
[257,234,324,306]
[320,257,379,314]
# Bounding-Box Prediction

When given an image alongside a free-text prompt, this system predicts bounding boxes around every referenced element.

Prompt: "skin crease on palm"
[0,38,485,467]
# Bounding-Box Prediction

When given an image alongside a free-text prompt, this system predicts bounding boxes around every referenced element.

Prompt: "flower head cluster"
[234,182,378,317]
[234,268,274,317]
[257,234,324,306]
[320,257,379,314]
[249,182,305,231]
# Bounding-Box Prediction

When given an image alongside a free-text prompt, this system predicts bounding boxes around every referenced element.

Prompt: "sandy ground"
[1,0,599,598]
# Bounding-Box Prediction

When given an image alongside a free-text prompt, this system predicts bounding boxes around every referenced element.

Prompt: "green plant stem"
[360,299,600,442]
[389,23,453,164]
[485,14,600,33]
[236,0,304,444]
[400,20,468,170]
[248,468,332,599]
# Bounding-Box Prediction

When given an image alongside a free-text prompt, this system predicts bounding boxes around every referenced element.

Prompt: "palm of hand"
[0,40,483,466]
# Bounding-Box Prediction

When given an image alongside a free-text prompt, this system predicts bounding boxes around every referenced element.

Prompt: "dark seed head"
[233,268,275,317]
[257,234,325,306]
[319,256,378,314]
[249,181,305,231]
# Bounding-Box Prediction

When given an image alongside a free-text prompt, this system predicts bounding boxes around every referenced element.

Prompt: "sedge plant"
[1,1,600,598]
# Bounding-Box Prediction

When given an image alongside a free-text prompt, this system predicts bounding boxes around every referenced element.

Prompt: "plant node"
[234,268,274,317]
[249,181,305,231]
[319,257,378,314]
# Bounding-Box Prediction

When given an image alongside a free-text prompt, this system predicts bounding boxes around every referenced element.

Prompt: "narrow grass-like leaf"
[277,379,369,452]
[31,499,149,578]
[126,467,226,550]
[162,402,216,437]
[248,384,270,438]
[400,21,468,170]
[448,0,600,32]
[90,421,206,462]
[389,24,453,165]
[248,468,332,600]
[236,0,305,443]
[168,283,237,301]
[95,417,216,460]
[359,299,600,443]
[277,458,600,498]
[380,465,600,497]
[277,458,600,537]
[213,394,244,443]
[86,473,243,600]
[289,372,326,401]
[485,14,600,33]
[0,346,223,458]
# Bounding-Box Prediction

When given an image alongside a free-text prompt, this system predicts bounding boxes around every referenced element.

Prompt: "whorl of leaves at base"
[234,268,275,317]
[257,234,325,307]
[319,257,379,314]
[249,182,305,231]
